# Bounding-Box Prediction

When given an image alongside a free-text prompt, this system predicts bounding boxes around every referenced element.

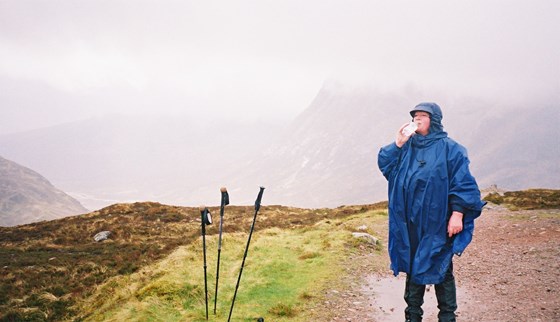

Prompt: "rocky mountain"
[0,84,558,210]
[0,156,87,226]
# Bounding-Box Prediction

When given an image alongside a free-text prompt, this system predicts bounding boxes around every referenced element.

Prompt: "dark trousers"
[404,263,457,322]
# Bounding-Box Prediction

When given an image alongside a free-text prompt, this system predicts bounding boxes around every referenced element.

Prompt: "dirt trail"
[317,206,560,321]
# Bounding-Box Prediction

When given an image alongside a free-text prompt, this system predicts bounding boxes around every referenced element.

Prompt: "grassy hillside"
[4,188,557,321]
[483,189,560,210]
[0,201,388,321]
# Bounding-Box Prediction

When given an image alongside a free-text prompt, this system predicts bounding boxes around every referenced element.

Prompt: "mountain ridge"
[0,156,88,226]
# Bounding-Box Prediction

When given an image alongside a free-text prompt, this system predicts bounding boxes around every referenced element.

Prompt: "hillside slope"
[0,201,386,321]
[1,190,557,321]
[0,156,87,226]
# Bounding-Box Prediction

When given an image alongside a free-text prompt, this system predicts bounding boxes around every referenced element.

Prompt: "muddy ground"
[315,206,560,321]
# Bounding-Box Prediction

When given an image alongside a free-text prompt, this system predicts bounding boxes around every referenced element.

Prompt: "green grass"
[75,216,370,321]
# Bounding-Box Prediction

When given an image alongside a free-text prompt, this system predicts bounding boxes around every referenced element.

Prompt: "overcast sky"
[1,0,559,134]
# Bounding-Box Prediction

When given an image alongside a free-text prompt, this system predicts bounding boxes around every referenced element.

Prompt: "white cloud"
[0,41,148,92]
[0,0,558,132]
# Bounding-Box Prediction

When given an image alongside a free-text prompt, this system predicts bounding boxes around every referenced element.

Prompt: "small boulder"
[94,231,112,242]
[352,232,379,245]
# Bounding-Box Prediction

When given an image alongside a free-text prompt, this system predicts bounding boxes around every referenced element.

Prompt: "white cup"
[402,122,418,137]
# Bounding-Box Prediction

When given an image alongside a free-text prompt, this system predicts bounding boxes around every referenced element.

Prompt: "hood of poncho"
[410,102,447,147]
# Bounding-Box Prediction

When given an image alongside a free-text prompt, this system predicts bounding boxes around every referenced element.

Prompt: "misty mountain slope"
[224,86,560,207]
[0,85,558,211]
[464,104,560,190]
[0,156,87,226]
[223,86,420,207]
[0,115,281,210]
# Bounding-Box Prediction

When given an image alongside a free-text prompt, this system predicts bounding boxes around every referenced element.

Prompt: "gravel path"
[314,206,560,321]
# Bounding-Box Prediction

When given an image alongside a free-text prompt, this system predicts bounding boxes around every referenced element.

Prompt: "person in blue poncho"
[378,102,485,322]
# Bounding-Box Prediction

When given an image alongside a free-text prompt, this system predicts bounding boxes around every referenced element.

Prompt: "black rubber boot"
[404,274,425,322]
[435,263,457,322]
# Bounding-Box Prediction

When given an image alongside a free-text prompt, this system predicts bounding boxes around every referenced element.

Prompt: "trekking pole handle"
[254,186,265,212]
[220,187,230,209]
[200,206,212,234]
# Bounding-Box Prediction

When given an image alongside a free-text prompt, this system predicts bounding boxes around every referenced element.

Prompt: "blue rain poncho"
[378,103,485,285]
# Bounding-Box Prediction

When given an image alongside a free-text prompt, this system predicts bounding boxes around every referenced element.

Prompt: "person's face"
[413,111,431,136]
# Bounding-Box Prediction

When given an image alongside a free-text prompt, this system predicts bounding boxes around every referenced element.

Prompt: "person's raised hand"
[396,122,412,148]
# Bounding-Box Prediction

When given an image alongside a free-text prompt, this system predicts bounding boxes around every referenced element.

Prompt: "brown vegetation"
[0,201,386,321]
[483,188,560,210]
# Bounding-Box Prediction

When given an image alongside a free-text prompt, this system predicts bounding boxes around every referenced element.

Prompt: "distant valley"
[0,84,558,216]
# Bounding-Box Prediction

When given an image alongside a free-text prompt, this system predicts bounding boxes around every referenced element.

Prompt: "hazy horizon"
[1,0,559,135]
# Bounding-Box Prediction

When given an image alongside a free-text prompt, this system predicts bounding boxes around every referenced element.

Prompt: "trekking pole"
[200,206,213,320]
[214,187,229,315]
[228,187,265,322]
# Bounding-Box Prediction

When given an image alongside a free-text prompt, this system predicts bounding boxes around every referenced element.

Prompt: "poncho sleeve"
[445,139,486,255]
[446,140,485,215]
[378,142,404,181]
